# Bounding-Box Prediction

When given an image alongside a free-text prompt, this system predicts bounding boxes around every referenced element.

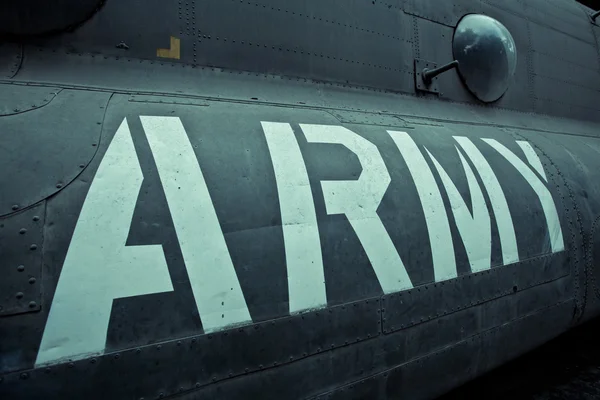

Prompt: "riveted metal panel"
[0,85,60,116]
[404,0,481,27]
[478,2,535,111]
[40,0,416,92]
[525,0,593,44]
[193,0,414,91]
[312,300,574,400]
[37,0,181,62]
[381,252,569,334]
[534,51,600,92]
[0,203,45,316]
[534,75,600,121]
[327,110,409,128]
[0,43,22,79]
[530,23,599,71]
[590,215,600,303]
[0,89,109,217]
[0,299,381,400]
[543,0,588,18]
[479,0,526,16]
[398,277,573,364]
[128,94,210,107]
[250,0,413,42]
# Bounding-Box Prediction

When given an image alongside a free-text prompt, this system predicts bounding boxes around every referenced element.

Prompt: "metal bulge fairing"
[453,14,518,103]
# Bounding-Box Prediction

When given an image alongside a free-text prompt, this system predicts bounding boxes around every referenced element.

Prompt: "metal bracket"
[414,59,439,94]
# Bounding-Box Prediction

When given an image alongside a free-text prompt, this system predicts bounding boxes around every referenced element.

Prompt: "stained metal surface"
[0,203,45,316]
[0,89,108,217]
[313,300,575,400]
[0,85,60,116]
[382,252,569,334]
[0,299,380,400]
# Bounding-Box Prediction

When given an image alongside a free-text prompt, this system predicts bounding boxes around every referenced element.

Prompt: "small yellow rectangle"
[157,36,181,60]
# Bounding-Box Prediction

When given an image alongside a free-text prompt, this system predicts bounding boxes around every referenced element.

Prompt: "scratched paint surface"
[7,98,565,369]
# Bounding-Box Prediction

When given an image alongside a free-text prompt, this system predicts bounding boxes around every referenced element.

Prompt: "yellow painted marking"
[157,36,181,60]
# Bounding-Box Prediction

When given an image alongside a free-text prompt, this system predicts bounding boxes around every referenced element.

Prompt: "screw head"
[16,292,23,299]
[17,265,25,272]
[29,277,36,284]
[29,301,37,308]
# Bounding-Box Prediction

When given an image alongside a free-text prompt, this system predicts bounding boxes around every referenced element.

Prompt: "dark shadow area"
[578,0,600,10]
[439,317,600,399]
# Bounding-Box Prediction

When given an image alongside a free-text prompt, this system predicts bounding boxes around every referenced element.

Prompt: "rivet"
[91,358,97,363]
[195,382,201,388]
[12,205,19,210]
[212,376,216,381]
[159,393,164,398]
[259,365,263,369]
[45,367,51,373]
[29,301,37,308]
[156,345,162,350]
[16,292,23,299]
[79,164,85,168]
[56,183,63,189]
[136,348,141,354]
[114,354,120,359]
[69,363,74,368]
[179,386,184,392]
[245,368,249,373]
[20,372,28,380]
[177,341,182,346]
[92,143,97,147]
[33,216,40,222]
[17,265,25,272]
[19,228,27,234]
[29,277,36,284]
[30,244,37,250]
